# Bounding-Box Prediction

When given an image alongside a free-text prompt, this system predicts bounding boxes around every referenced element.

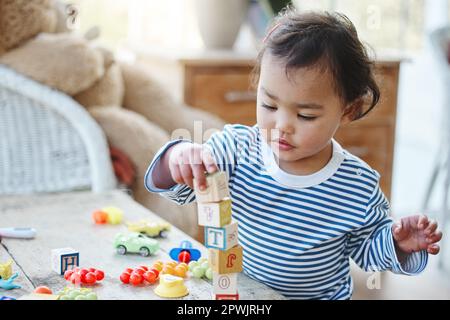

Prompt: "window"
[66,0,447,53]
[294,0,426,52]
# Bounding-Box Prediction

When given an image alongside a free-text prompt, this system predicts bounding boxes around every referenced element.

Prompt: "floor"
[353,47,450,299]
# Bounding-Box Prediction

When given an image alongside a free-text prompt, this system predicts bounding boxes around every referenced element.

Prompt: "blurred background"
[1,0,449,299]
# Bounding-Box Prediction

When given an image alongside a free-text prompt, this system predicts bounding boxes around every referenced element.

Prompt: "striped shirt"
[145,124,428,300]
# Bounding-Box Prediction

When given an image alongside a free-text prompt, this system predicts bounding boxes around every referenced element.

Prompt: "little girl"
[145,9,442,299]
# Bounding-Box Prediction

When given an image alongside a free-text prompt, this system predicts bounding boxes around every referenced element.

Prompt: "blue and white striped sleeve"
[144,139,195,205]
[348,185,428,275]
[144,124,239,206]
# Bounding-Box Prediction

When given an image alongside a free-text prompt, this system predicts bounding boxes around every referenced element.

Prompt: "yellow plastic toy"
[103,207,123,224]
[154,274,189,298]
[92,206,124,225]
[0,259,13,280]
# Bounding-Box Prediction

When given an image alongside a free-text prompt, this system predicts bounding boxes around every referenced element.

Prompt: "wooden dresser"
[134,48,400,200]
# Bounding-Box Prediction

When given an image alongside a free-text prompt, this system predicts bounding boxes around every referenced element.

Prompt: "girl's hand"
[168,142,219,190]
[392,215,442,255]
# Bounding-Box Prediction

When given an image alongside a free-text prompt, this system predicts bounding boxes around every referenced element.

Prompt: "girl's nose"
[275,111,295,135]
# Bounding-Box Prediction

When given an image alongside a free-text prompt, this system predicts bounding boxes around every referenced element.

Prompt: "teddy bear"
[0,0,225,239]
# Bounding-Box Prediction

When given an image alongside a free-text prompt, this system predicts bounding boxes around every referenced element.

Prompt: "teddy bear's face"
[0,0,59,54]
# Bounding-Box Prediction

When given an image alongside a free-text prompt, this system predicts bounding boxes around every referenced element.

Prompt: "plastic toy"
[126,219,171,238]
[0,259,13,280]
[58,287,98,300]
[0,273,21,290]
[34,286,53,294]
[169,240,201,263]
[154,274,189,298]
[64,267,104,285]
[154,260,189,278]
[114,232,159,257]
[188,258,213,280]
[92,206,123,225]
[51,247,79,275]
[119,265,160,286]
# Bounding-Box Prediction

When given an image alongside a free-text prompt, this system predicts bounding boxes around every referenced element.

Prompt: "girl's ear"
[341,98,364,125]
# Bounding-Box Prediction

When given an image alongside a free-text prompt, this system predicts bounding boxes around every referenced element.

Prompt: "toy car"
[114,232,159,257]
[126,219,171,238]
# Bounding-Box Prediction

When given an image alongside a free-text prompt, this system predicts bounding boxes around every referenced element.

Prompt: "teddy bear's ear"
[0,0,58,53]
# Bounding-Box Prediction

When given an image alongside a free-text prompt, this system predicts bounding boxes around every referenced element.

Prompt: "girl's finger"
[417,215,429,230]
[393,219,405,240]
[427,244,440,255]
[178,155,194,189]
[169,163,183,185]
[192,163,207,191]
[424,220,437,235]
[201,146,219,174]
[427,231,443,244]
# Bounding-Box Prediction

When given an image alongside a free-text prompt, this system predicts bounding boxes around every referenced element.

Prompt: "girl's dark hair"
[252,8,380,121]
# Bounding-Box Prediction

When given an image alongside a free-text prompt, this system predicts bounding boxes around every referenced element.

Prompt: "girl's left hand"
[392,215,443,255]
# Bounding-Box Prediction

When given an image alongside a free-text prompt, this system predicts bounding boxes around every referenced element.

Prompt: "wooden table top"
[0,190,285,300]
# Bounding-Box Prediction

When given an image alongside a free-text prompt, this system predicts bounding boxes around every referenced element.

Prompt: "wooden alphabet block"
[212,272,238,295]
[205,221,238,250]
[51,247,79,275]
[213,293,240,300]
[197,198,232,227]
[194,171,229,203]
[208,245,243,274]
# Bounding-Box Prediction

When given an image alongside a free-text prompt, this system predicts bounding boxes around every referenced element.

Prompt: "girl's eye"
[298,115,317,121]
[261,103,277,111]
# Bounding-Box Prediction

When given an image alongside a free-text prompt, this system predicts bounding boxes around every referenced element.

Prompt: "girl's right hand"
[168,142,219,191]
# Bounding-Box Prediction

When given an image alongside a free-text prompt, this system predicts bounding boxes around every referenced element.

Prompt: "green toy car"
[114,232,159,257]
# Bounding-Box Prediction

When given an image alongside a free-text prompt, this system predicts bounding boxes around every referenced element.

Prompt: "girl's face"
[257,52,350,165]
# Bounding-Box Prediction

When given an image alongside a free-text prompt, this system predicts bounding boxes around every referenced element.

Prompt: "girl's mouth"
[276,139,294,151]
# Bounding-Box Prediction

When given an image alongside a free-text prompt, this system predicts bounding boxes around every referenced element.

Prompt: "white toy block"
[194,171,229,202]
[197,198,232,227]
[51,247,79,275]
[205,221,238,250]
[212,272,238,295]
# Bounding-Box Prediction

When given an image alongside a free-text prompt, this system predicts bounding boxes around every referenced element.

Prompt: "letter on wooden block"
[194,171,229,202]
[204,221,238,250]
[212,272,238,295]
[197,198,232,227]
[208,245,243,274]
[51,247,79,275]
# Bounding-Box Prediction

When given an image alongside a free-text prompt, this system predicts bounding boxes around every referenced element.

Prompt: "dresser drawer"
[185,66,257,126]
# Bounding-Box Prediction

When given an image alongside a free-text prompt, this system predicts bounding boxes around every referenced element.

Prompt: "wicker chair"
[0,64,117,194]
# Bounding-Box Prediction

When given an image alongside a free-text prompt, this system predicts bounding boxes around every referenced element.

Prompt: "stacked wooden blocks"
[194,171,241,300]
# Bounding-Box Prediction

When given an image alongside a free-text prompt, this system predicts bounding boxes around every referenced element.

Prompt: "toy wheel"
[159,230,168,238]
[117,245,127,255]
[139,247,150,257]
